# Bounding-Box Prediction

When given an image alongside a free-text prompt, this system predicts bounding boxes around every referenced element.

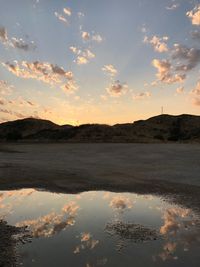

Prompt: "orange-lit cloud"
[70,46,95,65]
[152,59,186,84]
[106,80,128,97]
[110,195,132,211]
[186,5,200,25]
[144,35,169,53]
[191,81,200,106]
[17,201,79,238]
[102,64,118,77]
[2,61,78,93]
[74,232,99,254]
[132,91,151,100]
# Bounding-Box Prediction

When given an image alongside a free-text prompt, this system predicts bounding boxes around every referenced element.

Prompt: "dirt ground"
[0,143,200,210]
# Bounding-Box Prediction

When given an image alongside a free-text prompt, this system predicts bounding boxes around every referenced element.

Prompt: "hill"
[0,114,200,142]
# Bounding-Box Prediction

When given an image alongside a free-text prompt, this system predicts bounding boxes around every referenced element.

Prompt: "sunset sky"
[0,0,200,125]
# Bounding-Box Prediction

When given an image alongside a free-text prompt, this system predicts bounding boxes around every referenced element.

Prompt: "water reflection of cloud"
[74,232,99,254]
[110,196,132,212]
[16,201,79,238]
[156,207,200,262]
[160,207,191,235]
[0,189,36,219]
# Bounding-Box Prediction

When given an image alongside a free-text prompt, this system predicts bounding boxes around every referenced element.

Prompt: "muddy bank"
[0,220,30,267]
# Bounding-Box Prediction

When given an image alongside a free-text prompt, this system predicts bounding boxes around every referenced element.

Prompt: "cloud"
[10,37,36,51]
[70,47,95,65]
[92,34,103,43]
[0,108,25,119]
[102,64,118,77]
[186,5,200,25]
[63,7,71,16]
[144,35,169,53]
[77,12,85,18]
[172,44,200,72]
[0,80,13,95]
[82,31,90,41]
[2,61,78,93]
[81,30,103,43]
[166,3,179,10]
[176,86,184,94]
[191,30,200,40]
[132,91,151,100]
[106,80,128,97]
[0,98,6,105]
[110,196,132,211]
[160,207,190,235]
[69,46,80,54]
[152,59,186,84]
[0,26,36,51]
[54,12,68,24]
[17,201,79,238]
[74,232,99,254]
[0,26,8,42]
[191,81,200,106]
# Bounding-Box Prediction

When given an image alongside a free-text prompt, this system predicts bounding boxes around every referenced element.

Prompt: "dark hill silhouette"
[1,114,200,142]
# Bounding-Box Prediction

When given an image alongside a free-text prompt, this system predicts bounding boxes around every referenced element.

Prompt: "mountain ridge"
[1,114,200,142]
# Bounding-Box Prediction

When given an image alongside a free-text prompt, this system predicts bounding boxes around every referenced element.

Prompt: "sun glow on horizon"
[0,0,200,124]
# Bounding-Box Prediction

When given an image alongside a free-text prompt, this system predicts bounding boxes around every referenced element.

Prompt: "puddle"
[0,189,200,267]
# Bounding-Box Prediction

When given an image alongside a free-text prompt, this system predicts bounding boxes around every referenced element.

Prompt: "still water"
[0,189,200,267]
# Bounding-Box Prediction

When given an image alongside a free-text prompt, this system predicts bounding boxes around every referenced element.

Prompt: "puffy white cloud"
[186,5,200,25]
[2,61,78,93]
[152,59,186,84]
[144,35,169,53]
[102,64,118,77]
[106,80,128,97]
[132,91,151,100]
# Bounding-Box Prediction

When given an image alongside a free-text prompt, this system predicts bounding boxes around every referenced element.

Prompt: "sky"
[0,0,200,125]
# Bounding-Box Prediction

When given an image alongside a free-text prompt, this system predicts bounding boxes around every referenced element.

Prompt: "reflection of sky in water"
[0,189,200,267]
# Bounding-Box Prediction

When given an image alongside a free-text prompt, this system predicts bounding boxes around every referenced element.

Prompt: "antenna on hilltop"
[161,106,164,115]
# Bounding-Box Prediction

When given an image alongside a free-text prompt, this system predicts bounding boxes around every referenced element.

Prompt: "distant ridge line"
[0,114,200,143]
